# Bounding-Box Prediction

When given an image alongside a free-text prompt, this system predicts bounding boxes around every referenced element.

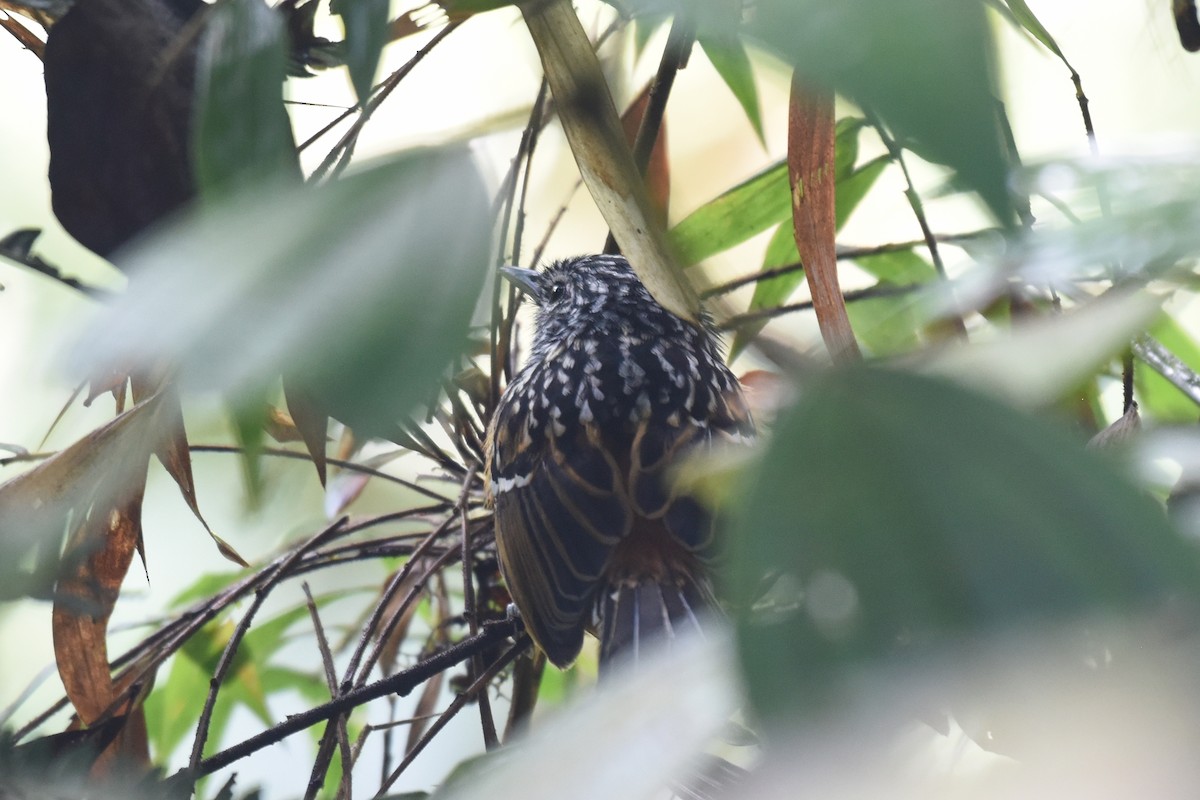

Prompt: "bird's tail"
[596,575,712,674]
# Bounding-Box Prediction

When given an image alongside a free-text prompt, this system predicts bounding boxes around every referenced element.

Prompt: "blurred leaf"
[168,569,248,610]
[281,379,330,486]
[0,392,165,600]
[231,398,269,508]
[921,290,1161,408]
[521,0,700,321]
[331,0,389,105]
[728,366,1200,721]
[78,146,491,438]
[698,35,764,144]
[671,0,1013,223]
[437,633,738,800]
[43,0,199,257]
[671,160,788,266]
[195,0,299,199]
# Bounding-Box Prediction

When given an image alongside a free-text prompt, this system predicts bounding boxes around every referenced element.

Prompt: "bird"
[485,254,754,672]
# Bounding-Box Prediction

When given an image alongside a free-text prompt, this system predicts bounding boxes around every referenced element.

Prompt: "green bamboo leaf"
[851,249,937,285]
[195,0,299,199]
[331,0,390,105]
[729,366,1200,720]
[728,121,879,357]
[698,35,765,144]
[834,155,888,229]
[671,160,789,266]
[1000,0,1070,64]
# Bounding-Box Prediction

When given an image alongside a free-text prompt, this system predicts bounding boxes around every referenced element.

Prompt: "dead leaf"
[263,406,303,443]
[284,376,329,486]
[620,85,669,224]
[788,78,860,362]
[51,483,150,775]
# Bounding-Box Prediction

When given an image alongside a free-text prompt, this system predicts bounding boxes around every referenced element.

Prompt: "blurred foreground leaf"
[195,0,299,199]
[728,367,1200,722]
[75,146,491,438]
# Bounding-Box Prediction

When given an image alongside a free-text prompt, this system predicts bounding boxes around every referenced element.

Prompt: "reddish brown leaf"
[127,374,248,566]
[788,77,860,363]
[738,369,790,424]
[284,377,329,486]
[51,469,151,775]
[621,86,670,224]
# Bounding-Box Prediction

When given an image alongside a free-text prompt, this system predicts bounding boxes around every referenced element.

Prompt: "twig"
[309,21,463,182]
[302,583,353,800]
[457,467,498,750]
[603,14,692,255]
[864,109,966,339]
[193,619,522,778]
[188,518,349,771]
[718,283,919,331]
[188,444,454,504]
[0,242,113,299]
[372,634,531,797]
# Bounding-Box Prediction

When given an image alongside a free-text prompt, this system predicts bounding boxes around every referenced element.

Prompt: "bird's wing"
[627,377,754,554]
[490,391,631,666]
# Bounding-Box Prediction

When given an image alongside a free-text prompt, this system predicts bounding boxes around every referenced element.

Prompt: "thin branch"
[188,518,349,771]
[458,467,498,750]
[194,619,523,778]
[372,634,531,797]
[308,21,463,181]
[719,283,919,331]
[0,243,113,299]
[603,14,692,255]
[302,583,353,800]
[864,110,967,339]
[188,444,455,504]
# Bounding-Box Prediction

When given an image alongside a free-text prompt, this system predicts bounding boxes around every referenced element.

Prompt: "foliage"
[3,0,1200,798]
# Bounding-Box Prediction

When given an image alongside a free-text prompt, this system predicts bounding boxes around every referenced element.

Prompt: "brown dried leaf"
[263,406,303,443]
[52,486,151,775]
[788,78,860,362]
[620,85,670,224]
[126,373,243,566]
[284,377,329,486]
[0,392,165,593]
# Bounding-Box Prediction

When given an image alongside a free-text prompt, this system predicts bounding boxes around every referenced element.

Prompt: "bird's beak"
[499,266,544,304]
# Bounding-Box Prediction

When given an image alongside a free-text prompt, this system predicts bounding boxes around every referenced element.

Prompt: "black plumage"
[486,255,753,670]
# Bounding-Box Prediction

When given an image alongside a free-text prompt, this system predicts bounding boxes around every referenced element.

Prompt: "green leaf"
[1000,0,1070,64]
[834,155,888,229]
[728,222,798,359]
[728,119,876,357]
[332,0,390,105]
[715,0,1012,223]
[195,0,299,200]
[728,367,1200,721]
[698,35,765,144]
[77,146,492,438]
[851,249,937,285]
[845,291,921,355]
[670,160,789,266]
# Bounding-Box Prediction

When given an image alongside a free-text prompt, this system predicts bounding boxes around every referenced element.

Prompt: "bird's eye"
[547,282,566,302]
